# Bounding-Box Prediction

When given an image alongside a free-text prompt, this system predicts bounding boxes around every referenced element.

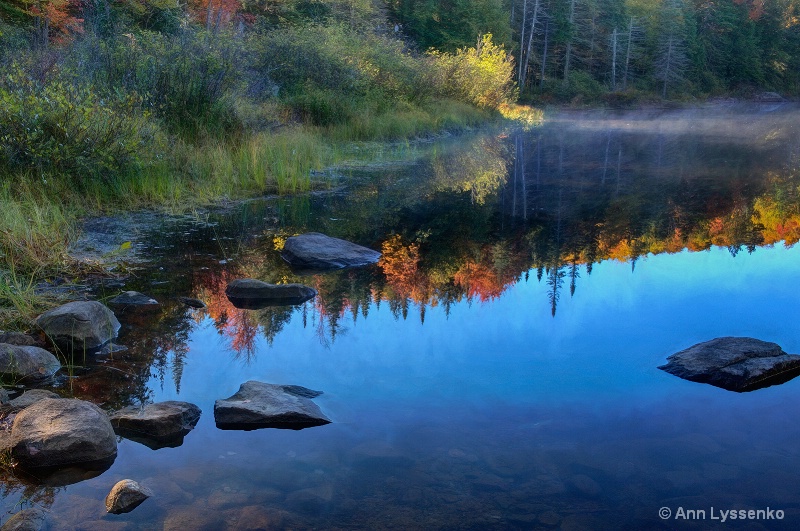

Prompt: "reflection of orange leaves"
[666,228,685,253]
[379,235,423,299]
[607,240,632,262]
[454,260,507,302]
[201,268,258,357]
[709,217,725,236]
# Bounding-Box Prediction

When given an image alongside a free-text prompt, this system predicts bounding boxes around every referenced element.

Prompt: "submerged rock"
[214,381,330,430]
[9,398,117,468]
[280,232,381,273]
[225,279,317,309]
[105,479,153,514]
[108,291,159,306]
[0,344,61,382]
[110,401,201,449]
[0,508,46,531]
[177,296,206,309]
[35,301,120,352]
[658,337,800,392]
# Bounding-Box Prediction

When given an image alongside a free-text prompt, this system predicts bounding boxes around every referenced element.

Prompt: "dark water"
[5,104,800,529]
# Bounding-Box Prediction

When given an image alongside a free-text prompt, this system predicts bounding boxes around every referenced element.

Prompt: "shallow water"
[4,104,800,529]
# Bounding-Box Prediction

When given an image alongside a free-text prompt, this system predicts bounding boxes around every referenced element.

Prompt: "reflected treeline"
[64,108,800,406]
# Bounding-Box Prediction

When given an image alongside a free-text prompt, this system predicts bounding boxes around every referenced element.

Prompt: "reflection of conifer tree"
[171,344,188,395]
[569,261,579,296]
[547,265,566,317]
[537,264,544,281]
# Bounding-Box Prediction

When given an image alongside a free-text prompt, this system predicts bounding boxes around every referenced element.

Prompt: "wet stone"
[35,301,121,353]
[0,332,37,347]
[177,297,206,309]
[225,505,288,531]
[162,507,222,531]
[225,279,317,309]
[658,337,800,391]
[280,232,381,273]
[109,401,201,449]
[108,291,158,306]
[10,398,117,469]
[0,508,46,531]
[214,381,330,430]
[0,344,61,383]
[105,479,153,514]
[6,389,60,411]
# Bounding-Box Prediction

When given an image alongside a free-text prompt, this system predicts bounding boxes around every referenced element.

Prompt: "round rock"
[105,479,153,514]
[10,398,117,468]
[35,301,121,352]
[110,401,201,441]
[0,344,61,382]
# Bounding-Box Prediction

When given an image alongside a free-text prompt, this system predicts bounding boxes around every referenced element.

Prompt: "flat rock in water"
[105,479,153,514]
[225,279,317,309]
[0,508,46,531]
[35,301,120,352]
[9,398,117,468]
[214,381,330,430]
[108,291,159,306]
[280,232,381,273]
[0,344,61,382]
[177,296,206,309]
[110,401,201,449]
[658,337,800,391]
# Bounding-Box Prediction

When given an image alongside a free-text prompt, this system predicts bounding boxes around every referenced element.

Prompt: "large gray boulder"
[658,337,800,392]
[214,381,330,430]
[0,344,61,382]
[225,279,317,309]
[9,398,117,468]
[105,479,153,514]
[110,401,201,449]
[281,232,381,273]
[35,301,120,352]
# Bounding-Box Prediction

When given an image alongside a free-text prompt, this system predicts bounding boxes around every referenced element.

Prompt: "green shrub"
[427,34,517,109]
[0,64,164,182]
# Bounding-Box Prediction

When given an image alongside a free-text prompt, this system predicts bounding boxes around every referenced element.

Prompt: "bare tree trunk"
[611,28,617,91]
[623,17,634,90]
[662,36,673,98]
[206,0,215,30]
[540,17,549,88]
[519,0,541,89]
[563,0,576,82]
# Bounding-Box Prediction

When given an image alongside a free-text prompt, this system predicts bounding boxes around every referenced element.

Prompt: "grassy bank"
[0,2,540,329]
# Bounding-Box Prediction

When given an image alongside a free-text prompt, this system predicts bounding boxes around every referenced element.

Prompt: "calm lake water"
[4,104,800,529]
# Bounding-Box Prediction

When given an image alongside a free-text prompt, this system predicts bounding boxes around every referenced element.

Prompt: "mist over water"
[4,105,800,529]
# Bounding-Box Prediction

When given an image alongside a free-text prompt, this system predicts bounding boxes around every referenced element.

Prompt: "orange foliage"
[29,0,84,44]
[187,0,242,27]
[733,0,765,20]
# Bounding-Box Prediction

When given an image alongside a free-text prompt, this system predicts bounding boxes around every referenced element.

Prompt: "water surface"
[4,105,800,529]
